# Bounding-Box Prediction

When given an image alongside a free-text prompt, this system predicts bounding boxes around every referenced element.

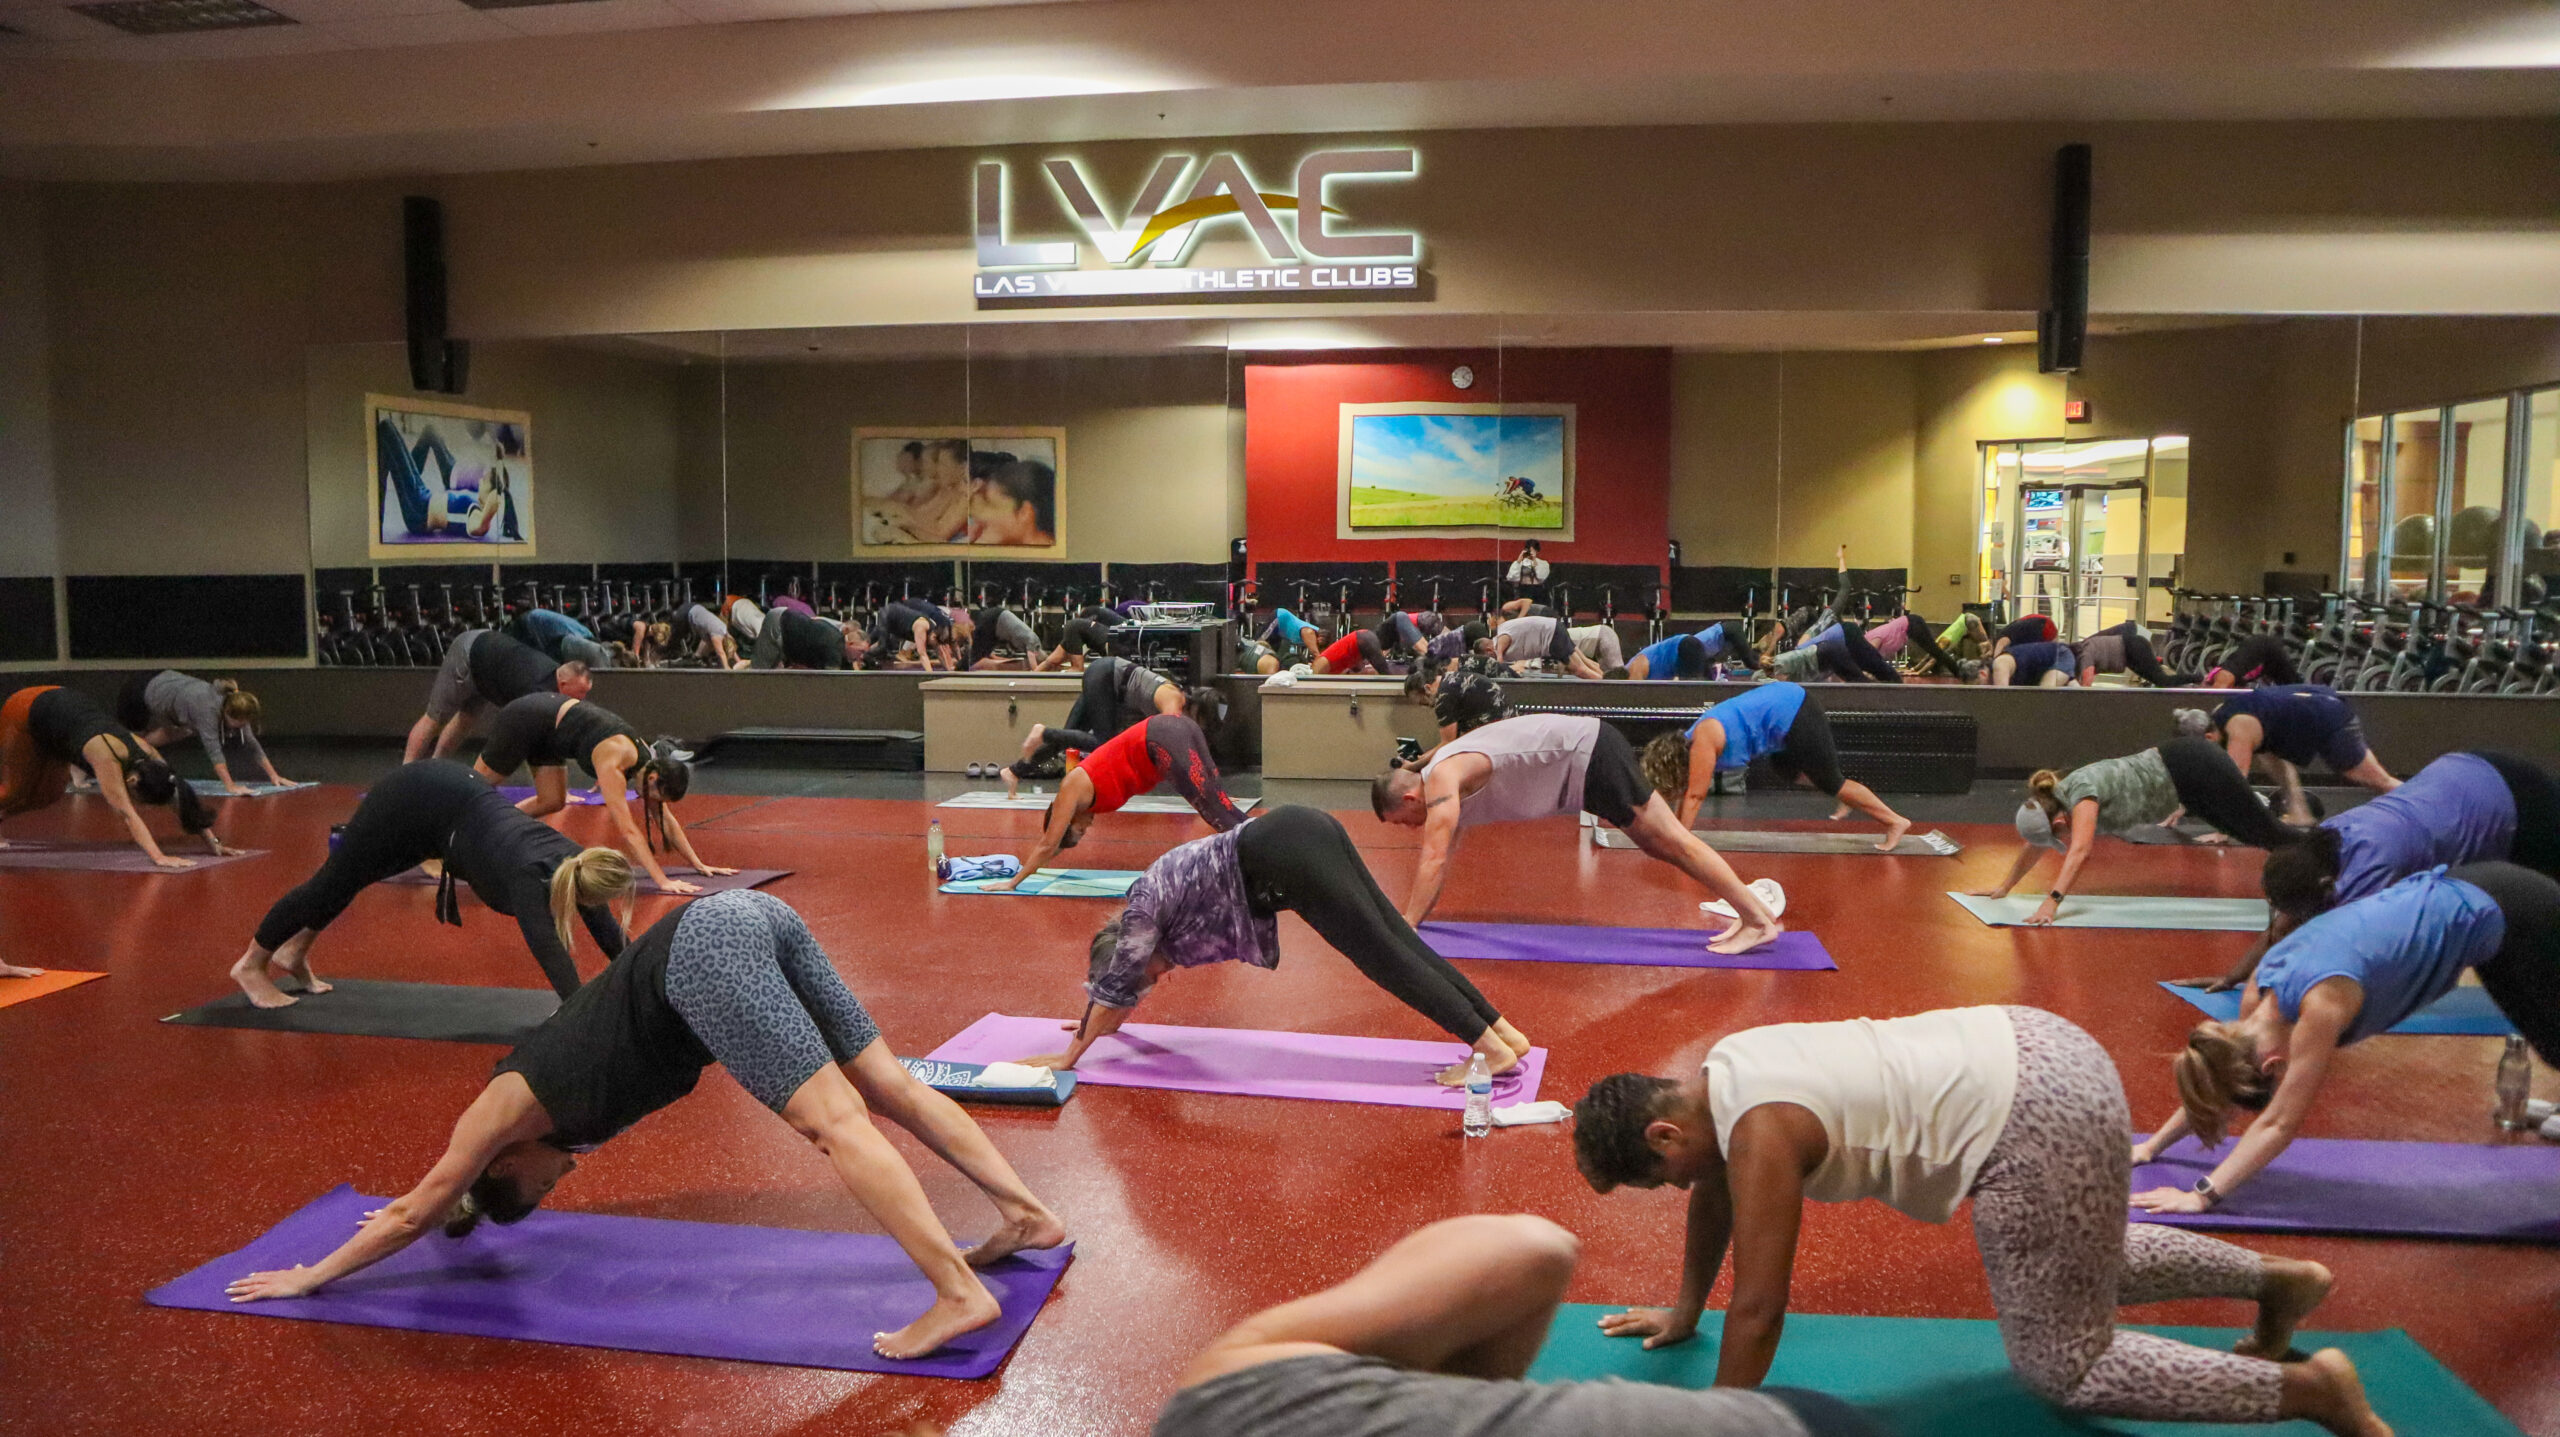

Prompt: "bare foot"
[276,961,332,998]
[2238,1257,2333,1359]
[1437,1032,1520,1085]
[229,953,300,1009]
[965,1205,1068,1268]
[2282,1348,2393,1437]
[874,1284,1002,1361]
[1002,765,1022,801]
[0,963,44,978]
[1828,803,1851,821]
[1707,919,1783,955]
[1874,815,1912,852]
[1491,1017,1532,1056]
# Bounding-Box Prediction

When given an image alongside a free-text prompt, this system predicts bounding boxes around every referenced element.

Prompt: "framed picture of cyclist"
[366,394,535,560]
[1335,402,1574,540]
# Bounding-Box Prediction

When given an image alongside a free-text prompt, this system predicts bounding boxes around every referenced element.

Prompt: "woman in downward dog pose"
[114,670,294,795]
[1970,737,2301,927]
[225,889,1067,1362]
[1574,1006,2392,1436]
[228,759,631,1007]
[989,714,1248,890]
[1624,621,1763,681]
[0,684,227,868]
[1002,656,1218,799]
[471,692,732,896]
[1019,805,1534,1084]
[2134,863,2560,1217]
[1639,682,1910,850]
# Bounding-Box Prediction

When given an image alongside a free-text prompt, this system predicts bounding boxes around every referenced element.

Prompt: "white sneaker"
[2540,1111,2560,1143]
[1701,878,1787,921]
[965,763,982,778]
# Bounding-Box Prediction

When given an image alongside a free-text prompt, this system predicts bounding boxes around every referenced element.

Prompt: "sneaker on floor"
[1701,878,1787,922]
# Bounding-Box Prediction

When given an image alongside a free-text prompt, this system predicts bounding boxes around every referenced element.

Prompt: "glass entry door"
[1980,438,2172,641]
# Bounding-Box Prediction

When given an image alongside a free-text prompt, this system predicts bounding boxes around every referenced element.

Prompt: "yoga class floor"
[6,760,2557,1437]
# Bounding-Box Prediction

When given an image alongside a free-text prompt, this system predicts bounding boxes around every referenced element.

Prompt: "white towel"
[1490,1100,1571,1127]
[1700,878,1788,921]
[971,1062,1058,1090]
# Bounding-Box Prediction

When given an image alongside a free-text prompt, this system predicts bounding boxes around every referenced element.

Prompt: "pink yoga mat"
[927,1013,1546,1110]
[0,841,262,873]
[1420,921,1835,971]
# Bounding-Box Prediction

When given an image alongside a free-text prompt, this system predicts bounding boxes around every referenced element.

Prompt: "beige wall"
[1670,351,1917,572]
[305,340,686,570]
[716,353,1232,564]
[0,180,58,582]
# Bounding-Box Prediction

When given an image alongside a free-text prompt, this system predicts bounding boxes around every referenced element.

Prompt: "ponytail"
[637,739,693,852]
[218,681,261,730]
[549,846,636,954]
[2259,827,2344,925]
[1639,730,1691,806]
[2024,768,2064,819]
[2174,1021,2275,1145]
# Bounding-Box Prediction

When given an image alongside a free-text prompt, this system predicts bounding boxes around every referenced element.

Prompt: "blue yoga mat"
[186,779,318,798]
[940,868,1139,898]
[2162,981,2515,1037]
[897,1056,1077,1107]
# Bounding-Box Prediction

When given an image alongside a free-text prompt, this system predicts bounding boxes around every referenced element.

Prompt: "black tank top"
[469,629,561,706]
[26,688,135,776]
[494,908,710,1147]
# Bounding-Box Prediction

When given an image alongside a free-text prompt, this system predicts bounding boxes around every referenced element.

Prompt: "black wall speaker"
[1229,536,1248,584]
[2037,143,2091,376]
[402,196,468,395]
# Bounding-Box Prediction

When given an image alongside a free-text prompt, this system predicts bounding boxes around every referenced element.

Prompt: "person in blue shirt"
[508,608,609,669]
[1623,622,1765,680]
[1258,607,1326,663]
[1637,682,1911,850]
[1987,638,2076,687]
[2133,864,2559,1214]
[2175,684,2398,823]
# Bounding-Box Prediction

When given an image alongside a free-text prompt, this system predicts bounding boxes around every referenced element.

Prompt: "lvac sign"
[973,149,1423,306]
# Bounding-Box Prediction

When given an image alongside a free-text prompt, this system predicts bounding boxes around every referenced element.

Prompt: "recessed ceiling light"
[72,0,293,33]
[1982,336,2005,344]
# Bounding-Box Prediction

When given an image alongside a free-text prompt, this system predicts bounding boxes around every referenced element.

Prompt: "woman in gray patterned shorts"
[1157,1213,1879,1437]
[1573,1006,2392,1435]
[222,889,1066,1364]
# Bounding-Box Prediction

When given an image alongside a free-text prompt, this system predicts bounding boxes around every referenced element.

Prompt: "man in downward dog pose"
[988,713,1248,891]
[1640,682,1911,851]
[1371,714,1783,954]
[404,627,591,762]
[1153,1214,1882,1437]
[225,890,1067,1363]
[1016,805,1535,1084]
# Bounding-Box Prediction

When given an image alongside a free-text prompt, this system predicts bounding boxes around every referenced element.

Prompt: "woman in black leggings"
[1001,655,1217,798]
[1013,805,1534,1085]
[473,692,731,896]
[229,760,634,1007]
[2074,622,2188,687]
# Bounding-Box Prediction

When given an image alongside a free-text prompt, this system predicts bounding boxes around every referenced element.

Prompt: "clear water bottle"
[1463,1053,1493,1138]
[926,819,946,880]
[2494,1033,2532,1131]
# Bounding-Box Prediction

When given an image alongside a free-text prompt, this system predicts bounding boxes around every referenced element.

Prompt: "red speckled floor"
[4,782,2557,1436]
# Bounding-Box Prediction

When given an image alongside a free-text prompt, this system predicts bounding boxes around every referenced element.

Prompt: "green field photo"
[1348,487,1563,529]
[1342,409,1570,531]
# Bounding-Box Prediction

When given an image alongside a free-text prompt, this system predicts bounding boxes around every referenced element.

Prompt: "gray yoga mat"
[162,979,558,1044]
[1595,826,1961,856]
[1947,891,2271,931]
[0,841,262,873]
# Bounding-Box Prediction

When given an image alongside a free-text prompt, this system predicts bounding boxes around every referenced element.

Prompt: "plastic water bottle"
[926,819,946,880]
[2494,1034,2532,1131]
[1463,1053,1493,1138]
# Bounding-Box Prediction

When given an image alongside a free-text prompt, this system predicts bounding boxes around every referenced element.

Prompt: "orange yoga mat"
[0,969,106,1010]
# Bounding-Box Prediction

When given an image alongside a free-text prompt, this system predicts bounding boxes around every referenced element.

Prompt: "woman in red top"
[988,715,1248,891]
[1311,628,1394,675]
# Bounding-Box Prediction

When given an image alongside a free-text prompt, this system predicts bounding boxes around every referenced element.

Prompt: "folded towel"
[972,1062,1058,1090]
[937,854,1024,883]
[1700,878,1788,921]
[1491,1100,1571,1127]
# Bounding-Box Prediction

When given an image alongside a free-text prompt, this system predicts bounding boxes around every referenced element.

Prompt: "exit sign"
[2063,398,2091,422]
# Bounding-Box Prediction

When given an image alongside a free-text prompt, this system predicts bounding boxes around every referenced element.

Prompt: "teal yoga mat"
[1528,1306,2517,1436]
[2163,981,2515,1037]
[1947,892,2270,931]
[939,868,1140,898]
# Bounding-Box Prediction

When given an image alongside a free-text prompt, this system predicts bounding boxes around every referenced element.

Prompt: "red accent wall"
[1242,348,1671,575]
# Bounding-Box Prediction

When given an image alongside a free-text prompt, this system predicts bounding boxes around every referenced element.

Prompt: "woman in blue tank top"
[2135,864,2560,1214]
[1636,682,1911,850]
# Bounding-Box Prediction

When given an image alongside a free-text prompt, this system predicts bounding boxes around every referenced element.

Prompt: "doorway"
[1976,437,2188,640]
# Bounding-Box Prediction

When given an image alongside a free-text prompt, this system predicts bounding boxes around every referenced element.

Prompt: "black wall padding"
[596,561,677,583]
[379,563,497,592]
[962,560,1103,606]
[1544,563,1664,616]
[497,562,595,589]
[0,577,56,662]
[1392,560,1502,610]
[814,561,962,602]
[68,575,308,660]
[1671,566,1763,613]
[1107,562,1230,606]
[1253,561,1391,611]
[312,566,372,600]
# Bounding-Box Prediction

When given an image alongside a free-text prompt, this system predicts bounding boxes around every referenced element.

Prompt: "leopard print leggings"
[662,890,881,1112]
[1971,1007,2284,1422]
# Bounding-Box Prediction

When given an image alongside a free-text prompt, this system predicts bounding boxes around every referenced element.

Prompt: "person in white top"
[1504,541,1550,600]
[1571,1006,2392,1437]
[1371,714,1783,954]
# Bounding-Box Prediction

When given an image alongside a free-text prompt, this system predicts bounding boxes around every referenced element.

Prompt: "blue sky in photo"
[1349,412,1565,495]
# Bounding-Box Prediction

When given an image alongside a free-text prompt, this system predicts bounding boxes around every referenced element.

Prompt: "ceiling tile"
[482,0,694,34]
[269,0,469,23]
[127,21,351,52]
[0,5,128,37]
[314,7,512,43]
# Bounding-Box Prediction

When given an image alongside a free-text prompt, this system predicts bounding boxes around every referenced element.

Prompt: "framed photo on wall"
[366,394,535,560]
[1336,402,1575,540]
[852,427,1066,559]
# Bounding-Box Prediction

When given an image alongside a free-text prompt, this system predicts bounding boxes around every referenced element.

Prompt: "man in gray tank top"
[1153,1213,1875,1437]
[1370,714,1784,955]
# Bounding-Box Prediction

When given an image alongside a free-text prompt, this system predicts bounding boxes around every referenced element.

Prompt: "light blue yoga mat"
[2164,981,2515,1037]
[185,779,318,798]
[939,868,1140,898]
[1528,1305,2518,1436]
[1947,892,2270,931]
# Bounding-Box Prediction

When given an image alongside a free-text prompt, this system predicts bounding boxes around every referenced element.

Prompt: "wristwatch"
[2191,1176,2222,1207]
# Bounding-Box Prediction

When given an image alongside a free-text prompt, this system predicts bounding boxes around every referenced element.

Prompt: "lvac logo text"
[974,149,1420,271]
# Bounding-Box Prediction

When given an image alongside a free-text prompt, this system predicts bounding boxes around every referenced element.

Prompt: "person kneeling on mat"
[988,714,1248,892]
[114,670,293,796]
[2205,633,2302,689]
[224,889,1067,1361]
[229,760,634,1008]
[2135,863,2560,1218]
[1575,1006,2391,1436]
[2074,622,2190,687]
[1640,683,1910,851]
[1491,611,1606,679]
[1312,626,1398,675]
[1371,714,1782,955]
[1002,655,1216,800]
[1156,1213,1881,1437]
[1985,638,2076,687]
[2175,684,2397,825]
[472,693,732,896]
[1767,622,1899,684]
[0,685,229,868]
[2190,750,2560,992]
[1971,738,2302,927]
[1014,805,1534,1084]
[1625,621,1761,681]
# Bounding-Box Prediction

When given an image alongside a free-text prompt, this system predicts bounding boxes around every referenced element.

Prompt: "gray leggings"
[1975,1008,2282,1422]
[662,890,881,1111]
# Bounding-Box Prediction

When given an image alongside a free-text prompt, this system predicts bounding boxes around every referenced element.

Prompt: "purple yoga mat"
[1420,921,1835,971]
[928,1013,1546,1110]
[2132,1135,2560,1242]
[146,1184,1073,1378]
[495,785,633,807]
[385,866,791,898]
[0,841,261,873]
